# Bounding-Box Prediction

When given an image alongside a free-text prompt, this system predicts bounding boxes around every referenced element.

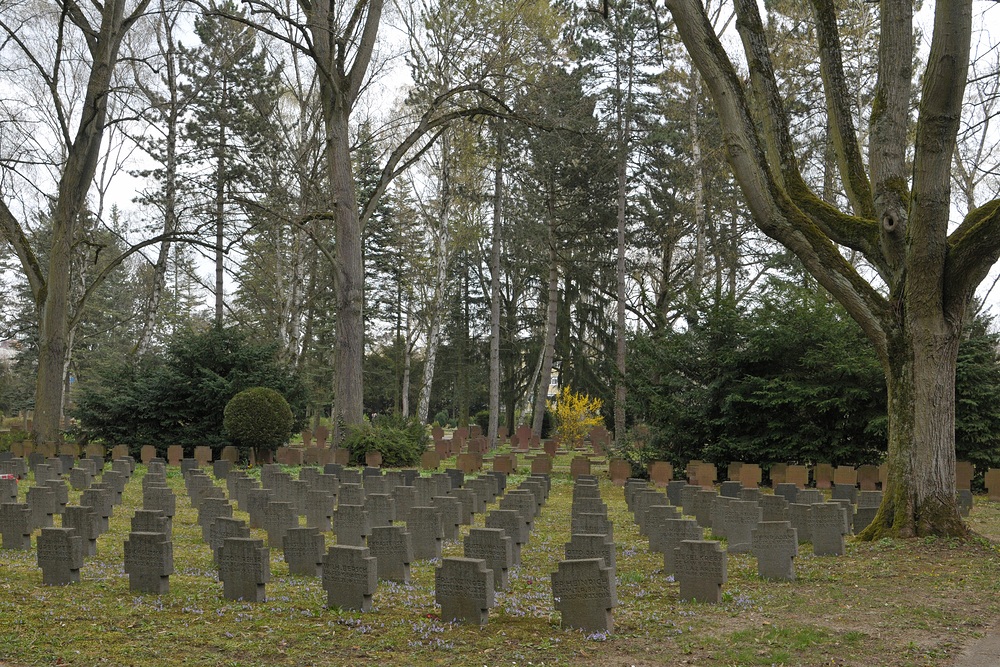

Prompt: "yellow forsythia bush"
[547,386,603,448]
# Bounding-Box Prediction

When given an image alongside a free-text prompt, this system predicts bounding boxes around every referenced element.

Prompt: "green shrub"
[474,410,490,431]
[432,410,449,428]
[0,429,29,453]
[343,414,427,467]
[223,387,294,460]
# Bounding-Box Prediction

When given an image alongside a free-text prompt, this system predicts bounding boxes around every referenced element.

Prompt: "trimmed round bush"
[223,387,294,459]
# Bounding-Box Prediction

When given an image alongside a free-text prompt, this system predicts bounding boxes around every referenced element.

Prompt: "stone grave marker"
[213,460,232,480]
[645,505,680,553]
[37,527,84,585]
[0,477,15,503]
[129,507,168,536]
[570,456,591,480]
[493,454,517,474]
[43,479,69,513]
[435,557,494,626]
[788,504,812,544]
[79,487,113,532]
[305,491,335,532]
[858,465,879,491]
[198,497,233,542]
[64,506,100,556]
[0,503,32,549]
[565,533,616,570]
[769,463,787,485]
[334,504,370,547]
[572,496,608,520]
[408,506,444,560]
[392,485,416,525]
[719,480,742,498]
[485,509,528,566]
[814,463,833,489]
[811,503,848,556]
[985,469,1000,501]
[283,527,325,577]
[263,501,298,549]
[693,489,718,528]
[662,518,703,576]
[679,484,700,516]
[726,500,762,553]
[958,489,973,517]
[208,517,250,565]
[124,531,173,593]
[27,485,56,530]
[167,445,183,466]
[464,528,511,591]
[773,483,798,504]
[323,545,377,611]
[832,484,858,504]
[710,495,733,539]
[543,440,558,457]
[740,488,763,504]
[833,466,857,488]
[608,459,631,486]
[797,489,824,505]
[675,540,727,603]
[786,465,809,488]
[413,477,437,507]
[649,461,674,487]
[143,486,176,528]
[666,480,687,507]
[551,558,616,633]
[739,464,762,489]
[368,525,413,583]
[220,446,240,464]
[338,483,366,507]
[752,521,798,581]
[69,467,92,492]
[956,461,975,491]
[530,456,552,475]
[431,496,462,540]
[314,425,329,448]
[761,494,789,522]
[219,538,269,601]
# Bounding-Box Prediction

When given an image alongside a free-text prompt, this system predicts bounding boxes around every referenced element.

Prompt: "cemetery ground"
[0,455,999,667]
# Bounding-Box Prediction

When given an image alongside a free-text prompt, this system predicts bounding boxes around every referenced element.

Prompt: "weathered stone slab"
[64,505,100,556]
[368,525,412,583]
[464,528,511,591]
[283,527,325,577]
[570,456,591,480]
[333,503,370,547]
[323,545,377,611]
[858,465,879,491]
[37,527,83,585]
[219,538,269,601]
[551,558,616,633]
[263,501,298,549]
[986,468,1000,501]
[198,497,233,542]
[209,517,250,565]
[125,531,173,593]
[738,463,761,489]
[407,506,444,560]
[786,465,809,488]
[811,503,848,556]
[27,486,56,530]
[814,463,833,489]
[338,483,366,507]
[131,509,169,536]
[431,496,462,541]
[608,459,631,486]
[365,493,396,529]
[79,486,113,532]
[752,521,797,581]
[692,489,717,529]
[0,503,32,549]
[725,500,762,553]
[675,540,727,603]
[956,461,975,491]
[797,489,824,505]
[436,557,494,626]
[773,483,798,504]
[761,494,789,522]
[662,518,703,576]
[832,484,858,504]
[788,503,812,544]
[305,490,335,532]
[649,461,674,487]
[485,509,527,566]
[565,533,616,569]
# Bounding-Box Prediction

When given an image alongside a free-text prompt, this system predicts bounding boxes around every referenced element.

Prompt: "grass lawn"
[0,454,997,667]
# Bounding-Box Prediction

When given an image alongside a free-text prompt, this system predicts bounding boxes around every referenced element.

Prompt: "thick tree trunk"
[688,66,706,322]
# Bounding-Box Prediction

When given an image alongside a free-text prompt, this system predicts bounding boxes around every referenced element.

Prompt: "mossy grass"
[1,451,998,666]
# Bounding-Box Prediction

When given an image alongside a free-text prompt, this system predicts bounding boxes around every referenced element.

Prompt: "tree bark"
[532,234,559,438]
[488,121,504,449]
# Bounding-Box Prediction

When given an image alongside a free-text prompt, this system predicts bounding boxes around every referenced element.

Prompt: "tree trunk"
[488,125,503,448]
[688,65,706,323]
[532,237,559,437]
[614,84,632,444]
[214,119,227,330]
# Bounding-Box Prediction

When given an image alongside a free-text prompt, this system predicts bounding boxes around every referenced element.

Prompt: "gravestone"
[220,446,240,464]
[773,483,798,504]
[666,480,687,507]
[752,521,798,581]
[219,538,269,601]
[363,474,388,496]
[727,462,743,482]
[27,485,56,530]
[142,486,176,528]
[530,456,552,475]
[797,489,824,505]
[338,483,366,507]
[645,505,680,553]
[692,489,717,528]
[263,501,298,549]
[833,466,857,488]
[493,454,517,474]
[166,445,183,466]
[0,503,32,549]
[431,496,462,540]
[43,479,69,513]
[956,461,975,490]
[198,497,233,542]
[725,500,762,553]
[413,477,437,507]
[131,509,169,538]
[283,527,325,577]
[305,491,335,532]
[858,465,879,491]
[662,518,703,576]
[675,540,727,603]
[719,480,742,499]
[209,517,251,565]
[64,506,100,556]
[449,487,478,524]
[37,527,84,585]
[436,557,494,626]
[420,451,441,471]
[124,531,173,593]
[769,463,787,485]
[322,545,377,612]
[738,463,762,489]
[368,525,413,583]
[649,461,674,487]
[811,503,848,556]
[786,465,809,488]
[680,484,700,516]
[0,477,15,504]
[485,509,528,566]
[985,468,1000,501]
[69,467,92,492]
[79,487,113,532]
[365,493,396,529]
[334,504,370,547]
[788,504,812,544]
[392,485,416,525]
[832,484,858,504]
[958,489,973,517]
[407,506,444,560]
[543,440,558,457]
[761,494,789,522]
[814,463,833,489]
[551,558,616,633]
[573,496,609,520]
[565,533,616,569]
[464,528,511,591]
[608,459,631,486]
[740,487,763,504]
[710,495,733,539]
[570,457,591,480]
[213,460,232,481]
